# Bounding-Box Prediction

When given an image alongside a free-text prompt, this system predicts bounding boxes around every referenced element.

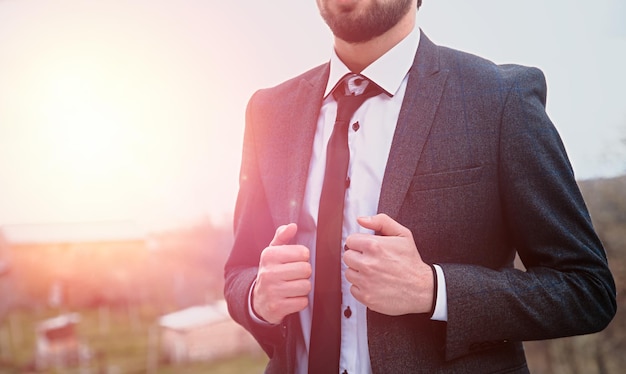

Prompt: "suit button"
[344,306,352,318]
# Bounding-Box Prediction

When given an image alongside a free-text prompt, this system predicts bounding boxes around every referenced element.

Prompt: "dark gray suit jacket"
[224,32,616,373]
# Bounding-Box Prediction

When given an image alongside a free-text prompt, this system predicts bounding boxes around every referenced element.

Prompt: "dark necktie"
[308,74,382,374]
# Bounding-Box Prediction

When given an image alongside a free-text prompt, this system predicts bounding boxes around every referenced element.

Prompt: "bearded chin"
[326,18,386,43]
[321,0,413,44]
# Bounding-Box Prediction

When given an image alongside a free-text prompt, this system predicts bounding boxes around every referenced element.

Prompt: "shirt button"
[352,121,360,131]
[345,176,351,188]
[344,306,352,319]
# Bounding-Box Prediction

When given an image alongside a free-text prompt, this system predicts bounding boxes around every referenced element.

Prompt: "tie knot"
[332,74,383,123]
[333,74,381,98]
[345,75,368,96]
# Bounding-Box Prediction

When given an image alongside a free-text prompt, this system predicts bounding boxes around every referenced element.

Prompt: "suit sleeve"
[223,90,286,357]
[439,66,617,361]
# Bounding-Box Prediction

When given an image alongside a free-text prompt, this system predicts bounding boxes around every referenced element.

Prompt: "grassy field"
[0,306,268,373]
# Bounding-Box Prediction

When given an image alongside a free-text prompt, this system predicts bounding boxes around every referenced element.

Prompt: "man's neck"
[333,10,416,73]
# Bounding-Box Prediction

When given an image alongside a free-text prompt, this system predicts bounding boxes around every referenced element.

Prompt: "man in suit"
[224,0,616,373]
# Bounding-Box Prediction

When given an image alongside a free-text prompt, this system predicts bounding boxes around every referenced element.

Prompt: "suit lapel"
[378,32,449,219]
[262,65,329,226]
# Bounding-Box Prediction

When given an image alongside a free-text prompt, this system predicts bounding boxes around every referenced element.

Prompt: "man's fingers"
[262,244,310,265]
[343,247,362,270]
[258,296,308,324]
[270,223,298,246]
[264,223,310,265]
[279,279,312,298]
[275,261,312,281]
[357,213,409,237]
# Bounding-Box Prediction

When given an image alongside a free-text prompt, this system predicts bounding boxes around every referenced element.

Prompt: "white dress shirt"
[296,17,447,374]
[250,14,448,374]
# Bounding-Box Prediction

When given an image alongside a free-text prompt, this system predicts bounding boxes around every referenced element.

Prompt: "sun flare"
[38,63,136,177]
[0,1,244,229]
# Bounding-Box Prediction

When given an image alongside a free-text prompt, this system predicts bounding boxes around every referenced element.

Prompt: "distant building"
[0,221,147,308]
[34,313,92,370]
[159,300,260,363]
[0,220,145,247]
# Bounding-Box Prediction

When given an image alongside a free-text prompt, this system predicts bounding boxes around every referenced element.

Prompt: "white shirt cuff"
[431,264,448,321]
[248,279,275,325]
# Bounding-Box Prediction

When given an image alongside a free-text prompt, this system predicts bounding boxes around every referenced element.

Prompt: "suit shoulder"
[245,62,328,132]
[437,46,546,86]
[252,63,328,104]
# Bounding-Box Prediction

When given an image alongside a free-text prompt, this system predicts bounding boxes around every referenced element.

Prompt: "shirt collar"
[324,13,421,98]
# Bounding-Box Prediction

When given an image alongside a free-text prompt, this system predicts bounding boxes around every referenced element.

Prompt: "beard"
[318,0,414,43]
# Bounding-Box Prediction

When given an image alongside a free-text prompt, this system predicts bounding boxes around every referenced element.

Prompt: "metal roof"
[159,300,230,331]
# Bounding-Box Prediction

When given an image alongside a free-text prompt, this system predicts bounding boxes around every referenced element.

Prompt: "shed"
[159,300,260,363]
[34,313,92,370]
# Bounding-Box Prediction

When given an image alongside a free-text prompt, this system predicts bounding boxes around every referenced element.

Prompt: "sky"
[0,0,625,231]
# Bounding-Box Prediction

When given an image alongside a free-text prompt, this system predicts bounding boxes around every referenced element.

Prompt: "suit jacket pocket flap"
[411,166,483,191]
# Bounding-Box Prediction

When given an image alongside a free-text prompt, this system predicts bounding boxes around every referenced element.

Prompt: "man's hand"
[252,223,312,325]
[343,214,434,316]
